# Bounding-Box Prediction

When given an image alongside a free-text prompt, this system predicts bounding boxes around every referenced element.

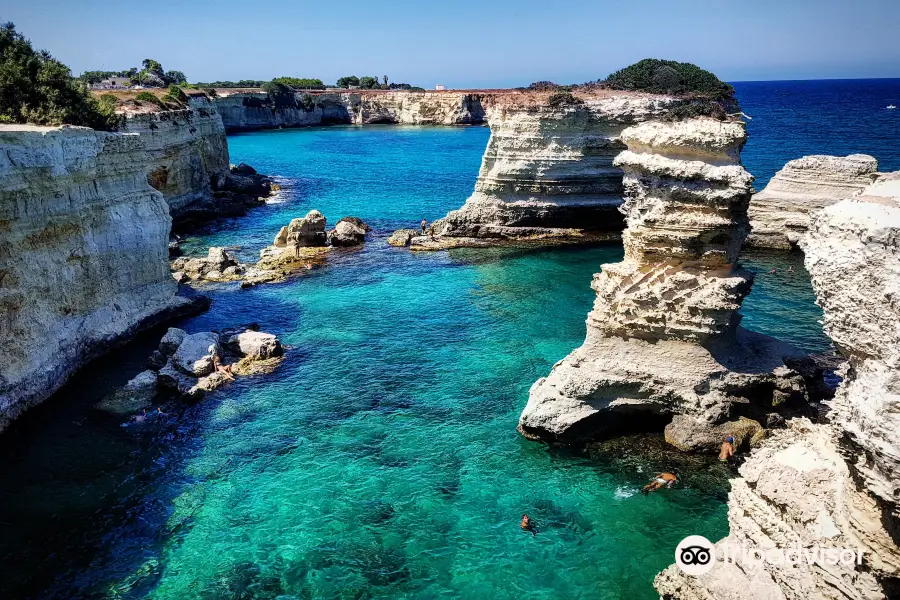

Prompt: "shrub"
[99,93,119,107]
[261,80,296,109]
[547,91,583,107]
[0,22,120,130]
[135,91,163,108]
[298,93,316,111]
[603,59,734,100]
[528,81,558,91]
[272,77,325,90]
[167,85,188,104]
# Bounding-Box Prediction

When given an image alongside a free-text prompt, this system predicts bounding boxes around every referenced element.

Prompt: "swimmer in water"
[642,472,678,494]
[768,268,778,275]
[520,514,537,536]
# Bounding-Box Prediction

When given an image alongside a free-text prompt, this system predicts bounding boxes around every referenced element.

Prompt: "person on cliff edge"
[421,218,428,235]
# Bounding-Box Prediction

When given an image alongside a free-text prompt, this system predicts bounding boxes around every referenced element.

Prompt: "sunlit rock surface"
[747,154,879,249]
[0,124,200,430]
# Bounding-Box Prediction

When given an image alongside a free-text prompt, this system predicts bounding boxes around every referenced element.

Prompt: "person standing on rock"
[719,436,736,462]
[421,218,428,235]
[293,235,302,259]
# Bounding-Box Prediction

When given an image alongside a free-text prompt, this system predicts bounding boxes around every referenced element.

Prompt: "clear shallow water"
[1,115,837,599]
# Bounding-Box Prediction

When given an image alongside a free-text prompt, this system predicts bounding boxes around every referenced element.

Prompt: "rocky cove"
[0,82,898,600]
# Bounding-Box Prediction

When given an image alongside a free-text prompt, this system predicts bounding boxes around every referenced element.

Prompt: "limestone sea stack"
[746,154,879,249]
[415,94,675,249]
[655,177,900,600]
[519,117,817,449]
[0,125,203,431]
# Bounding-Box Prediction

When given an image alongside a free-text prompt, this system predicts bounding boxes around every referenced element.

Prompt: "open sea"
[0,79,897,600]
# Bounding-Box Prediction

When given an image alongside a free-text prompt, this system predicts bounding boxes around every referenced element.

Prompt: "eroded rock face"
[420,96,678,248]
[656,185,900,600]
[747,154,879,249]
[0,125,201,430]
[804,188,900,512]
[520,117,816,447]
[213,91,485,131]
[655,420,898,600]
[119,98,229,220]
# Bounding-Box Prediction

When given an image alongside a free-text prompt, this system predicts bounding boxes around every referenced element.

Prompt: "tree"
[272,77,325,90]
[358,76,378,89]
[337,75,359,88]
[0,22,119,130]
[165,70,187,85]
[382,75,388,87]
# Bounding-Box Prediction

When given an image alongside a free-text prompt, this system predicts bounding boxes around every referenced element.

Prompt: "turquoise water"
[0,126,830,600]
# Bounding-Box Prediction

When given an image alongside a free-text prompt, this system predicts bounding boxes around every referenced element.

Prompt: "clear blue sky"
[5,0,900,87]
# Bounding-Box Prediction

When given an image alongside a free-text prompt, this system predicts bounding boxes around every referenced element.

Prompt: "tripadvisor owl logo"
[675,535,715,576]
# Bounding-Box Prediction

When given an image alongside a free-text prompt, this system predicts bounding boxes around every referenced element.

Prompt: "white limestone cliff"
[415,94,676,248]
[746,154,879,249]
[119,97,230,222]
[213,91,485,131]
[0,125,199,431]
[655,181,900,600]
[519,117,816,448]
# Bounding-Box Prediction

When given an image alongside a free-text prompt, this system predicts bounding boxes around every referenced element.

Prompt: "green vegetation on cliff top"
[0,22,119,130]
[603,59,734,99]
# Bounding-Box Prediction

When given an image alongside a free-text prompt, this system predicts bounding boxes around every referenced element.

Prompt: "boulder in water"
[329,217,370,246]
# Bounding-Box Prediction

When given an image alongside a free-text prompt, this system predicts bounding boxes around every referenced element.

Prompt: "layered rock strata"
[119,98,230,220]
[747,154,879,249]
[411,94,688,249]
[655,186,900,600]
[214,91,485,131]
[0,125,202,431]
[519,117,817,448]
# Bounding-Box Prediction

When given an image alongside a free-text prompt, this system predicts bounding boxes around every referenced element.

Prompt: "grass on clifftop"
[0,22,119,130]
[603,59,734,100]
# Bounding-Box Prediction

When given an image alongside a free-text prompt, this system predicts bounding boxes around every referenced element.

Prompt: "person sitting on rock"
[642,472,677,494]
[212,353,235,381]
[719,436,736,462]
[421,218,428,235]
[520,514,536,536]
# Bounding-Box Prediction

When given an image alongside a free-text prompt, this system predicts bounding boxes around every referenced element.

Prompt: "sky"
[5,0,900,88]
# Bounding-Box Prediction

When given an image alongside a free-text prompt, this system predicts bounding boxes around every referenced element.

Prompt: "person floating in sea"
[520,514,537,536]
[642,472,678,494]
[306,263,313,270]
[212,353,235,381]
[421,218,428,235]
[156,407,167,417]
[130,408,148,423]
[787,265,794,273]
[719,436,736,462]
[768,268,778,275]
